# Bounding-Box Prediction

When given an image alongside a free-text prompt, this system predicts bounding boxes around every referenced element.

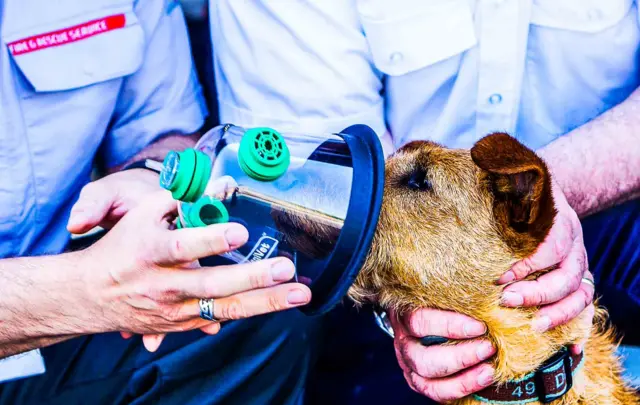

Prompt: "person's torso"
[0,0,145,257]
[359,0,640,149]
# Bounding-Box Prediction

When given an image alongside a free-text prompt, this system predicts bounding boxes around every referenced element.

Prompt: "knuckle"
[219,299,248,320]
[204,233,228,254]
[421,382,445,402]
[267,294,283,312]
[415,352,439,377]
[148,283,175,302]
[432,361,451,378]
[553,307,574,327]
[567,269,582,292]
[409,311,428,336]
[552,235,567,261]
[403,372,419,393]
[459,377,477,396]
[202,278,222,298]
[459,347,478,369]
[79,182,98,198]
[568,209,581,230]
[530,286,549,306]
[159,305,182,323]
[409,374,428,394]
[581,251,589,271]
[398,338,414,363]
[445,319,459,339]
[579,286,593,308]
[168,236,187,262]
[249,269,272,290]
[515,257,536,278]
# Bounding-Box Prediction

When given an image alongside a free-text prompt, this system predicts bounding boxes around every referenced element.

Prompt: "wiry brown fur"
[349,134,639,404]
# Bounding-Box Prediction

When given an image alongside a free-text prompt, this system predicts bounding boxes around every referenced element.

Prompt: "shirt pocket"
[2,0,145,93]
[531,0,633,32]
[357,0,477,76]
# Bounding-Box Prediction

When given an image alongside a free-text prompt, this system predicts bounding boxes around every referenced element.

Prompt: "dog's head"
[350,133,589,380]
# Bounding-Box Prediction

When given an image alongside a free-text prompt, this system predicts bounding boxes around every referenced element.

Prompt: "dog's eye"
[405,169,432,191]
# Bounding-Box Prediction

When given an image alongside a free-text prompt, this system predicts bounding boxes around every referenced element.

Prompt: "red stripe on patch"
[7,14,126,56]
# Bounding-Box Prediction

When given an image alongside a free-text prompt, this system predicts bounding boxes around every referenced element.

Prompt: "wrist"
[38,251,107,336]
[120,158,163,174]
[66,249,115,335]
[0,252,99,341]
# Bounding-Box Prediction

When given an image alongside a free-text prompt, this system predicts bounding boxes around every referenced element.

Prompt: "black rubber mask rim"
[299,124,385,316]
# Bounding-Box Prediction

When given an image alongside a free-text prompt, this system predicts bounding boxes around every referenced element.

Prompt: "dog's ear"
[471,133,556,257]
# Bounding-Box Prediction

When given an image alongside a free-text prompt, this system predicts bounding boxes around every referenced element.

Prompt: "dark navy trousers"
[0,310,321,405]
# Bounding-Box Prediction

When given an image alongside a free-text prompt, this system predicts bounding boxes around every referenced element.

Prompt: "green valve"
[183,196,229,227]
[159,149,212,202]
[238,127,290,181]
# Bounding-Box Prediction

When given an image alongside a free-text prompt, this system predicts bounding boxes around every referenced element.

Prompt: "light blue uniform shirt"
[0,0,207,258]
[210,0,640,151]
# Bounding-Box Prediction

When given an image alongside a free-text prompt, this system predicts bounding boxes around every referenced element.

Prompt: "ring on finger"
[580,277,595,288]
[199,298,219,322]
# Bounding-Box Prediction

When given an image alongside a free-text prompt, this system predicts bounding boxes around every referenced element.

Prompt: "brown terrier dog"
[349,133,639,405]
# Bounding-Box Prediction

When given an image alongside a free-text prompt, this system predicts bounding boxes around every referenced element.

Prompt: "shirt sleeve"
[101,0,208,168]
[210,0,386,137]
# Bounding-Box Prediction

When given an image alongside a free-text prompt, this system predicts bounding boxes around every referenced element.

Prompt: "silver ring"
[581,277,595,288]
[199,298,218,322]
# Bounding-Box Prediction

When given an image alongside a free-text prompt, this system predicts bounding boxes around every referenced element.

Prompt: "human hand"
[72,190,311,350]
[68,168,167,348]
[498,179,595,354]
[389,309,496,402]
[67,169,159,234]
[390,182,594,403]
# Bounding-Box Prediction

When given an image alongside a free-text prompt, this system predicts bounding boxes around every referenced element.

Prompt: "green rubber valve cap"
[238,127,290,181]
[184,196,229,227]
[159,148,212,202]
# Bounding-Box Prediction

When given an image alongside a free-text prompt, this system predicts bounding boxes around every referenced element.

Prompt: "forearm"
[537,88,640,218]
[0,252,94,358]
[0,336,79,359]
[110,131,201,174]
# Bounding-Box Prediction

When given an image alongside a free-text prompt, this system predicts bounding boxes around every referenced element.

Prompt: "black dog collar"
[474,347,584,404]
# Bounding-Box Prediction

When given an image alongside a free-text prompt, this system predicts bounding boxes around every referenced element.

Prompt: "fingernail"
[463,322,486,337]
[271,259,295,282]
[143,335,163,352]
[570,343,583,355]
[287,289,310,305]
[497,271,516,285]
[501,291,524,307]
[476,341,495,360]
[532,316,551,332]
[477,367,495,386]
[224,226,248,248]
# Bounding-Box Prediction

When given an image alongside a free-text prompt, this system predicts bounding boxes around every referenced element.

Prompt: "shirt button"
[488,93,503,105]
[389,52,403,64]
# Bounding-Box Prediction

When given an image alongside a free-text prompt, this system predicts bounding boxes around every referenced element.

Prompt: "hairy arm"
[0,253,94,359]
[537,88,640,218]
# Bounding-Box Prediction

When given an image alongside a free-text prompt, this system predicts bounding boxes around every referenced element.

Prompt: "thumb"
[67,183,114,234]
